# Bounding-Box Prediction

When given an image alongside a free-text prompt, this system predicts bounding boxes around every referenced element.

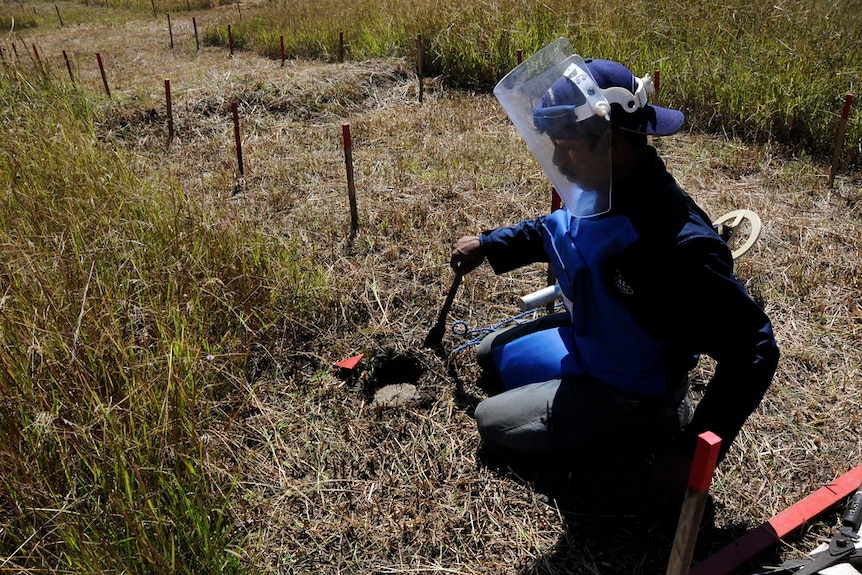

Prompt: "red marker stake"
[666,431,722,575]
[828,93,854,188]
[654,69,661,105]
[342,123,359,236]
[417,34,424,103]
[228,25,234,57]
[167,13,174,49]
[338,31,344,63]
[32,44,43,74]
[164,79,174,145]
[62,50,74,83]
[96,52,111,98]
[232,99,244,176]
[280,35,285,66]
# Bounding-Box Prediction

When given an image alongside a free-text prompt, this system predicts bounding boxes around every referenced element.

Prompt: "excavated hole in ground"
[364,348,427,407]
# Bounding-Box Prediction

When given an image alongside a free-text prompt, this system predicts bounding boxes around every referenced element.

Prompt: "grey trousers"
[474,314,691,457]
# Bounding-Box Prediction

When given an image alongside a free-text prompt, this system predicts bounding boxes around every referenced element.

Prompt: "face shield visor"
[493,38,660,218]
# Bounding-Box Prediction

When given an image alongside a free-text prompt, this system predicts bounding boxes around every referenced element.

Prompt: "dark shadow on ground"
[444,347,763,574]
[475,441,756,574]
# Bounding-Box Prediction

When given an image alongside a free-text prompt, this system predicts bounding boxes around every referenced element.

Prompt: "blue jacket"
[479,147,779,457]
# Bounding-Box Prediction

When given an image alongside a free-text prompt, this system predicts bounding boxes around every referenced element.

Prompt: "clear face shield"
[493,39,654,218]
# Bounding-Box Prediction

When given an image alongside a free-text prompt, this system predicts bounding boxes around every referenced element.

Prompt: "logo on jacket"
[613,269,634,295]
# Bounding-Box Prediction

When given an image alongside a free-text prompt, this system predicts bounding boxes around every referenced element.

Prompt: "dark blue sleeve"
[661,238,779,459]
[478,215,551,275]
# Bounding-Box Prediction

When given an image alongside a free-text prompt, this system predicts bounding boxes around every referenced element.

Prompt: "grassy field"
[211,0,862,166]
[1,0,861,573]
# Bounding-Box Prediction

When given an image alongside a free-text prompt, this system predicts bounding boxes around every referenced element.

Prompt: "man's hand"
[450,235,484,274]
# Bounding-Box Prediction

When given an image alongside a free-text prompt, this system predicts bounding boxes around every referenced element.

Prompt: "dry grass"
[3,2,862,573]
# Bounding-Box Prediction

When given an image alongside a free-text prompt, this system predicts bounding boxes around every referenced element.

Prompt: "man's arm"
[664,239,780,460]
[466,216,550,275]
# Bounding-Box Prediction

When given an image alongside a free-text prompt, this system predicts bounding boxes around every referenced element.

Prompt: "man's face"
[550,134,612,192]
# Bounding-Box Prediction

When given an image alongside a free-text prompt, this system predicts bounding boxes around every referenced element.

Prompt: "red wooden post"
[517,49,523,65]
[32,44,43,74]
[338,31,344,63]
[417,34,424,103]
[653,69,661,105]
[232,99,244,176]
[829,93,854,188]
[666,431,722,575]
[167,13,174,49]
[62,50,74,82]
[342,123,359,235]
[165,79,174,145]
[96,52,111,98]
[228,25,234,57]
[280,35,285,66]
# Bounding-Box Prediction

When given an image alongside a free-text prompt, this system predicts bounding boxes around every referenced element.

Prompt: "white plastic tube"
[518,284,562,311]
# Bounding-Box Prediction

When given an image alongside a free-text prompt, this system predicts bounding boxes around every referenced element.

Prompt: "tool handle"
[842,483,862,531]
[437,273,462,321]
[423,272,462,349]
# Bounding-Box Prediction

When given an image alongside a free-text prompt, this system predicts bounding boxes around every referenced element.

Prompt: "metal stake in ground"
[423,272,462,349]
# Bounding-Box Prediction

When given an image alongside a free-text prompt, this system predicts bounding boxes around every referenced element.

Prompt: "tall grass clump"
[206,0,861,165]
[0,0,231,32]
[0,73,332,572]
